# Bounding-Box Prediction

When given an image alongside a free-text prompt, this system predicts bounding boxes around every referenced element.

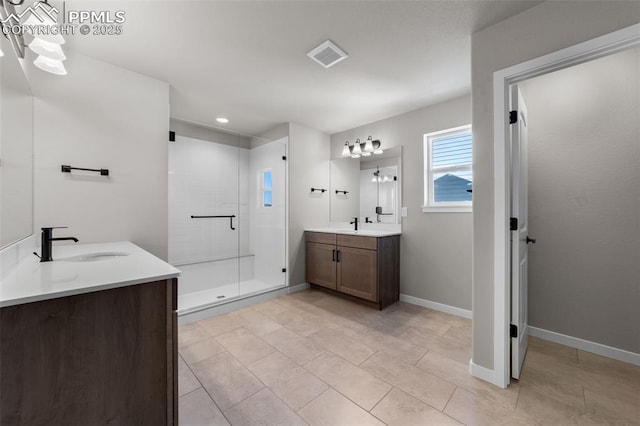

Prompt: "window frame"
[261,169,273,208]
[423,125,473,213]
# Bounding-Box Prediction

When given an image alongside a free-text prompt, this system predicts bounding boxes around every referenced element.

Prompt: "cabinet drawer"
[306,232,336,245]
[337,234,377,251]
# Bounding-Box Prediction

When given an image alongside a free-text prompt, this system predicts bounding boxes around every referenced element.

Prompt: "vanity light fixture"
[33,55,67,75]
[351,138,362,158]
[216,117,229,124]
[28,37,66,61]
[341,136,383,158]
[0,0,69,75]
[364,136,374,153]
[341,141,351,157]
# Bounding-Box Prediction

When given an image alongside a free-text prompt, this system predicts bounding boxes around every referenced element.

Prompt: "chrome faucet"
[40,227,78,262]
[350,217,359,231]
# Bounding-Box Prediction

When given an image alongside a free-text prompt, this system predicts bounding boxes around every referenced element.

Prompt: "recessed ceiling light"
[216,117,229,124]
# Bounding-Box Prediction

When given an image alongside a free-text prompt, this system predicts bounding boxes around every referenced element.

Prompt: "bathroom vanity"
[0,241,180,425]
[305,229,400,309]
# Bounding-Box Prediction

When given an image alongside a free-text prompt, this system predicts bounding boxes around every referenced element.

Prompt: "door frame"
[491,23,640,389]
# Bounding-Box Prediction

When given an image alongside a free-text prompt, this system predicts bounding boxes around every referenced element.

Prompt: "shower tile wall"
[168,136,250,266]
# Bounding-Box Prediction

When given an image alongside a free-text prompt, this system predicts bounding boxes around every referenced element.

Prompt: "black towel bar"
[61,165,109,176]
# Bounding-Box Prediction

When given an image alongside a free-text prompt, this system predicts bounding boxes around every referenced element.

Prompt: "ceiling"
[62,1,542,136]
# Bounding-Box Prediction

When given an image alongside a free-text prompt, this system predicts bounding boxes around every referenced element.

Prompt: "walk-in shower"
[168,127,287,314]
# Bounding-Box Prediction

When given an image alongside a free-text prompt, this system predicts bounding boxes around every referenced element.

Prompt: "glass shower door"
[169,133,241,310]
[239,136,287,295]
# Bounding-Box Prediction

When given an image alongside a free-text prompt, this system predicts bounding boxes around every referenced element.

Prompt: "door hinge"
[169,131,176,142]
[510,217,518,231]
[509,110,518,124]
[282,156,287,160]
[510,324,518,338]
[281,268,287,273]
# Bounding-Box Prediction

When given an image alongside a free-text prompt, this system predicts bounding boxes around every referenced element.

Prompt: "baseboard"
[469,360,497,385]
[400,294,472,319]
[528,326,640,367]
[288,282,310,294]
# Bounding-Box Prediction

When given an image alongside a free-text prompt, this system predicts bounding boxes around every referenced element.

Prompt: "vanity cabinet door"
[337,246,378,302]
[306,242,337,290]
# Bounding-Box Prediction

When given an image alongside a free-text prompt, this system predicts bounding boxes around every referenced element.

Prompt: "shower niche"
[168,123,287,314]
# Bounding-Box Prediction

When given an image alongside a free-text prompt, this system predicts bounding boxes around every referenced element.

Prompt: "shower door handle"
[229,216,235,230]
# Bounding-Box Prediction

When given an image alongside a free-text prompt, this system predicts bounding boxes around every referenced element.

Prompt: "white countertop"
[305,228,402,237]
[0,241,181,308]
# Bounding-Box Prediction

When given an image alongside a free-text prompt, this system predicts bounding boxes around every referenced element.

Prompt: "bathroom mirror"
[0,38,35,249]
[330,146,402,224]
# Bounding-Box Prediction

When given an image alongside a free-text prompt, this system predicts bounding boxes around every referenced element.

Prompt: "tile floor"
[178,289,640,425]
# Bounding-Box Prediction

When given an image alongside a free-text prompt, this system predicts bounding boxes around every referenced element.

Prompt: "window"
[262,170,272,207]
[423,125,472,212]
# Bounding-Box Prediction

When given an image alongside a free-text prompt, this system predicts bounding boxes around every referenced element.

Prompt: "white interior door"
[510,84,531,380]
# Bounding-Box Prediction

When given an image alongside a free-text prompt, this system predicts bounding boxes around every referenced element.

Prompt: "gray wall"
[522,48,640,354]
[331,95,472,310]
[471,1,640,370]
[30,51,170,259]
[289,123,331,286]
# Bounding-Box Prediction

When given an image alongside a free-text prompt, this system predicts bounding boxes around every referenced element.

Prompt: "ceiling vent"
[307,40,348,69]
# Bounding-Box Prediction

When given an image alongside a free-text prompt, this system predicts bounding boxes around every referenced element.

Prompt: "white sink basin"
[61,252,130,262]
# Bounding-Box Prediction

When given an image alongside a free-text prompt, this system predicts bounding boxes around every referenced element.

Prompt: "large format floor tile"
[190,351,264,411]
[304,353,392,410]
[179,388,229,426]
[248,351,328,411]
[215,327,276,365]
[298,388,385,426]
[361,351,456,411]
[224,388,307,426]
[179,289,639,426]
[371,388,462,426]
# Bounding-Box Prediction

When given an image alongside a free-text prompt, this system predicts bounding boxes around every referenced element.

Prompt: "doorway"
[492,23,640,388]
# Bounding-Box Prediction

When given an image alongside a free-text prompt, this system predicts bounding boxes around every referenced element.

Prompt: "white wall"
[289,122,331,286]
[29,51,170,259]
[330,95,472,309]
[522,48,640,354]
[471,1,640,371]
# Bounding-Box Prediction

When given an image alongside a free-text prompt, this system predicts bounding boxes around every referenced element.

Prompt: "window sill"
[421,206,472,213]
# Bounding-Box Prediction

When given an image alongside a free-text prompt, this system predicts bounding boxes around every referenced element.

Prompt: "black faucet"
[365,217,373,224]
[350,217,359,231]
[40,227,78,262]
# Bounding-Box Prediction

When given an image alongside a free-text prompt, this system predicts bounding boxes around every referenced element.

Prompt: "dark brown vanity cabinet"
[0,279,178,425]
[305,231,400,309]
